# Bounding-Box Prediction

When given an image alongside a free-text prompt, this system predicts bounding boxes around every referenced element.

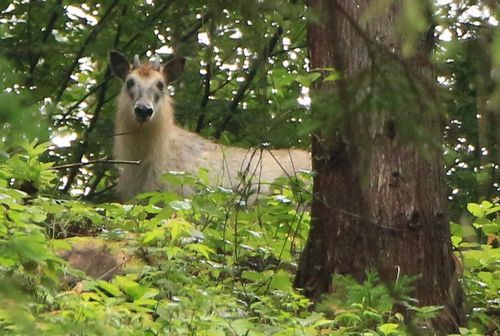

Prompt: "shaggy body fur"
[111,52,311,201]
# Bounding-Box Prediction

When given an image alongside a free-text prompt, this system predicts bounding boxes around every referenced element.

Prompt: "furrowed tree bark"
[294,1,464,333]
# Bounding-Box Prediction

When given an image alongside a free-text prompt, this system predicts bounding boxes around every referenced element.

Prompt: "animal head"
[109,51,185,123]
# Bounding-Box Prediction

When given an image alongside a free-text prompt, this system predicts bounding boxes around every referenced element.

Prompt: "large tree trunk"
[294,1,464,333]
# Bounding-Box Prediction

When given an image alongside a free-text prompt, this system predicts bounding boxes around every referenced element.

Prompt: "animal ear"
[109,51,130,80]
[163,57,185,83]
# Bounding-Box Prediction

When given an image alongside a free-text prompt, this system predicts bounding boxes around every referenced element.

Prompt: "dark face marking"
[156,81,164,91]
[126,78,135,89]
[154,81,164,102]
[126,78,136,98]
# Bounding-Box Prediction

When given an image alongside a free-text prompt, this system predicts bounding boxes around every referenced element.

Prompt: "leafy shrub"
[450,199,499,334]
[0,144,498,335]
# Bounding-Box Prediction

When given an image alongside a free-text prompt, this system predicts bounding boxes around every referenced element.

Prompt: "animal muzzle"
[134,103,153,122]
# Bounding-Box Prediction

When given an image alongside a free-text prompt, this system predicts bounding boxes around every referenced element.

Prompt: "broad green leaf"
[165,246,183,259]
[451,235,462,247]
[334,312,362,324]
[294,72,321,86]
[96,280,122,297]
[50,239,72,251]
[485,206,500,216]
[142,228,165,245]
[241,270,265,282]
[480,200,493,209]
[230,319,256,336]
[482,223,498,235]
[324,70,341,81]
[477,271,493,284]
[186,243,214,259]
[449,222,463,237]
[312,319,335,328]
[363,310,383,323]
[81,292,103,303]
[165,218,193,240]
[269,270,292,291]
[378,323,399,335]
[114,276,147,300]
[467,203,485,218]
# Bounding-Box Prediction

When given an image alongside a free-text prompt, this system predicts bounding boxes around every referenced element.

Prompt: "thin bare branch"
[52,159,141,170]
[55,0,120,103]
[214,26,284,139]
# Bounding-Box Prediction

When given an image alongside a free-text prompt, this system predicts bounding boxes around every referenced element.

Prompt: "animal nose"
[134,105,153,121]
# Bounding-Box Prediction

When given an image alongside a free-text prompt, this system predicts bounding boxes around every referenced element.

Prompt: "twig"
[214,26,283,139]
[55,0,120,103]
[180,13,212,43]
[52,159,141,170]
[195,60,212,133]
[25,0,63,87]
[62,66,112,192]
[59,76,113,123]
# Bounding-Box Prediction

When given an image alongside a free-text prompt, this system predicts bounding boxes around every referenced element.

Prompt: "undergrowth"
[0,142,498,335]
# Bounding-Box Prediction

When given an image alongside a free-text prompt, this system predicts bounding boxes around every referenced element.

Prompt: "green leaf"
[477,271,493,284]
[449,222,463,237]
[230,319,256,336]
[311,319,335,328]
[324,70,341,81]
[96,280,122,297]
[363,310,383,323]
[335,312,362,325]
[165,218,193,241]
[378,323,399,335]
[485,206,500,216]
[269,271,292,291]
[482,223,498,235]
[133,298,158,308]
[467,203,485,218]
[50,239,72,251]
[114,276,147,300]
[165,246,183,259]
[480,200,493,209]
[241,270,265,282]
[451,235,462,247]
[294,72,321,86]
[186,243,214,259]
[142,228,165,245]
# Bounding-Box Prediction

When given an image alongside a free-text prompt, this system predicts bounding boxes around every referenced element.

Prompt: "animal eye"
[126,78,135,89]
[156,81,164,91]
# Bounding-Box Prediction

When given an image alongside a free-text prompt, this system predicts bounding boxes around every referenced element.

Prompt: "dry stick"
[213,26,284,139]
[52,159,141,170]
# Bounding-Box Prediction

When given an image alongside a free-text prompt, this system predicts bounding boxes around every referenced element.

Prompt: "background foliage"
[0,0,498,335]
